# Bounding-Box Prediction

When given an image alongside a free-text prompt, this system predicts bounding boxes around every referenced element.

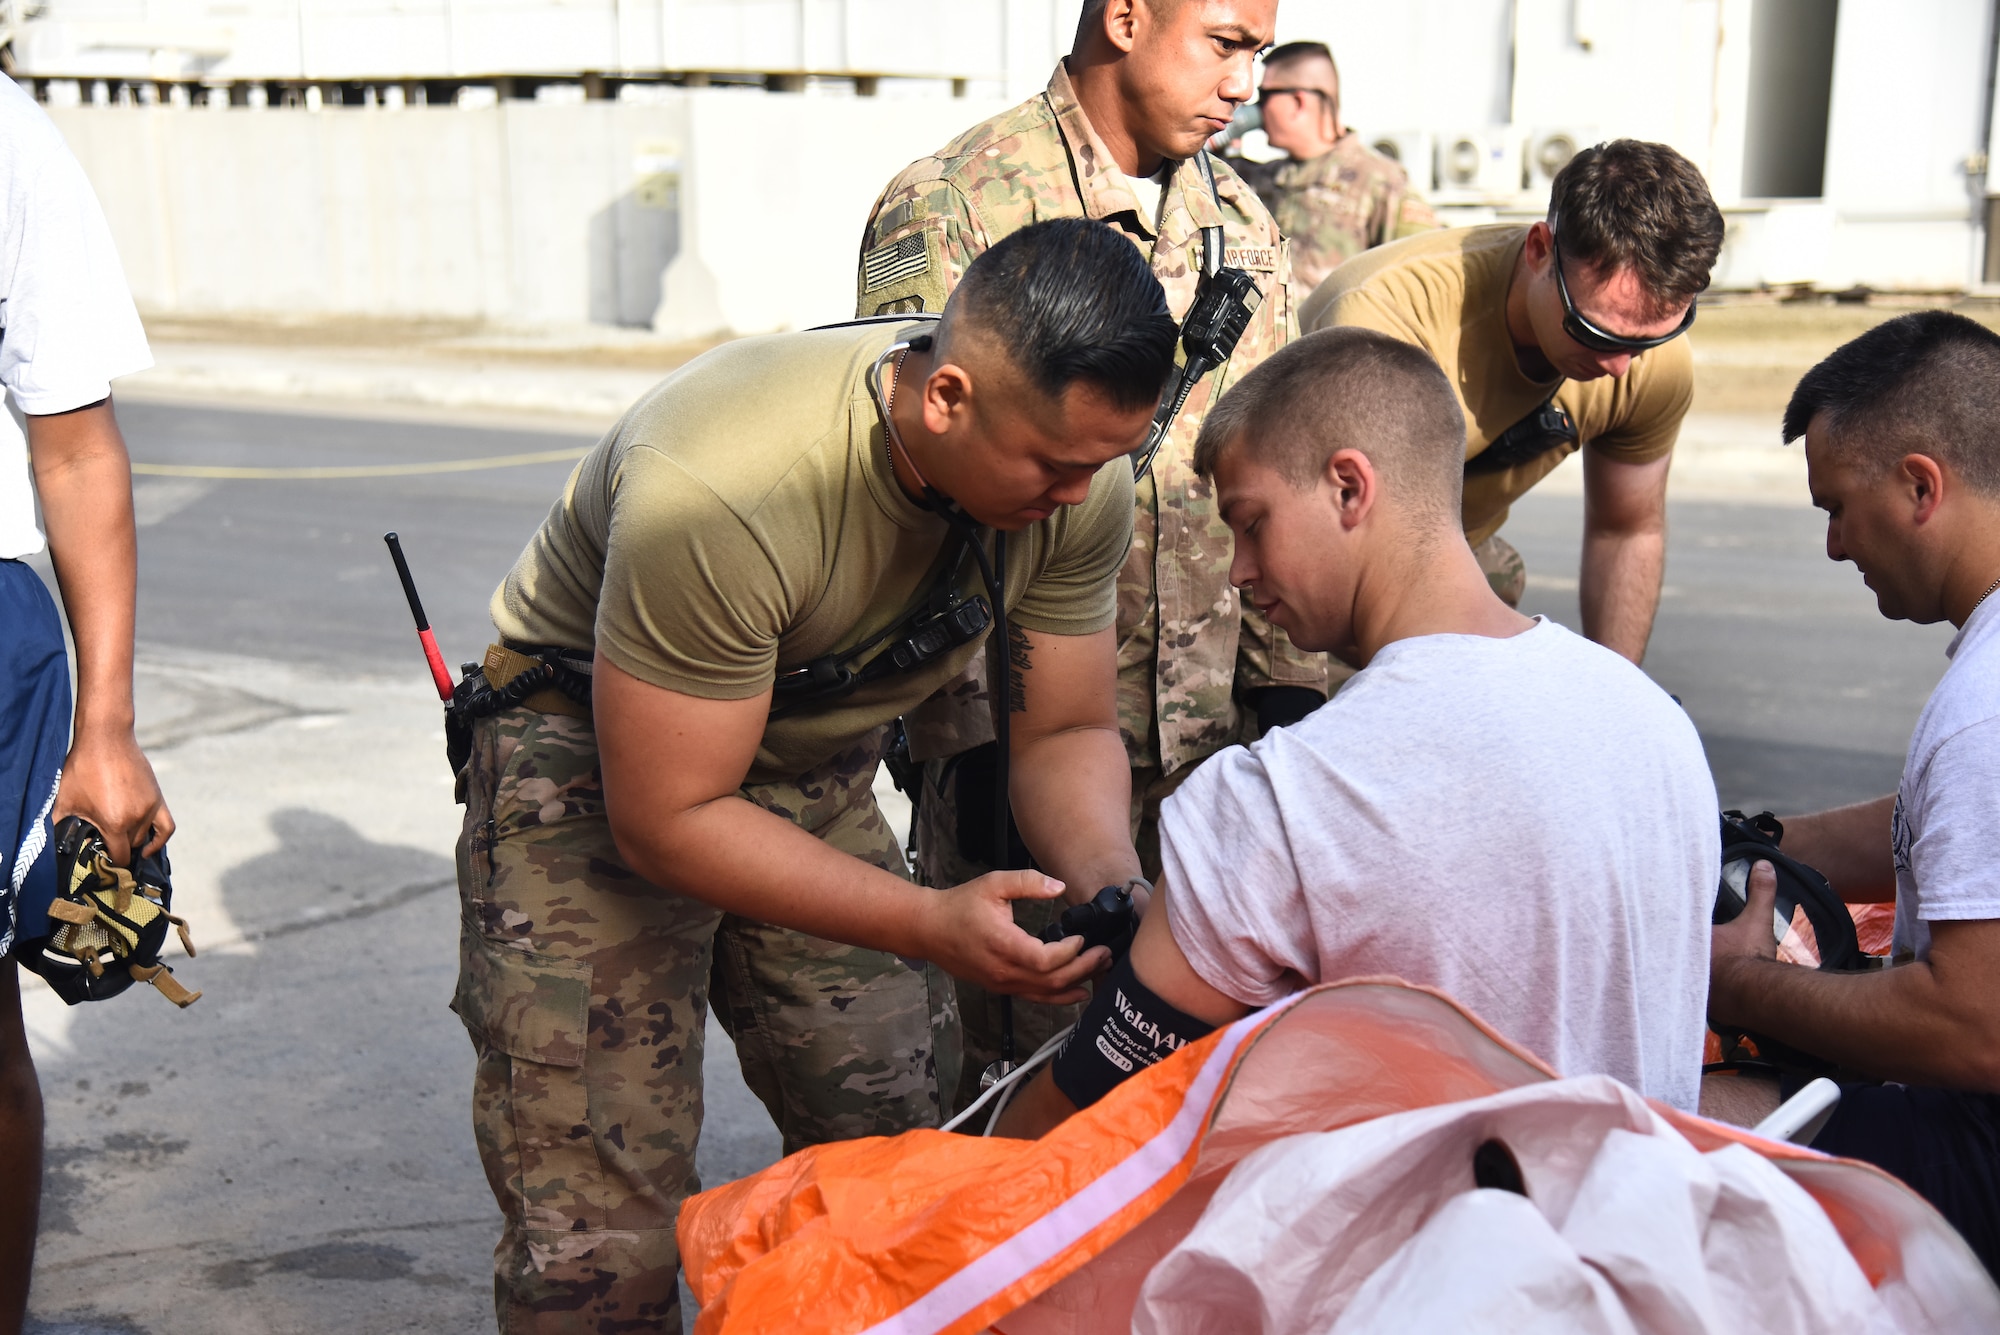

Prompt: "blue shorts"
[1,558,71,954]
[1812,1081,2000,1277]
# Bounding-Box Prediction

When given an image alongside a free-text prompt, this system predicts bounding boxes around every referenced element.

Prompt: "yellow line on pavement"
[130,446,590,480]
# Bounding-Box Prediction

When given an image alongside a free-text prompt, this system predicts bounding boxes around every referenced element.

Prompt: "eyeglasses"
[1256,86,1333,110]
[1550,218,1696,355]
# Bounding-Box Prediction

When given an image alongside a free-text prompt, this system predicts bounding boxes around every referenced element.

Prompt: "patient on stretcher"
[999,328,1720,1136]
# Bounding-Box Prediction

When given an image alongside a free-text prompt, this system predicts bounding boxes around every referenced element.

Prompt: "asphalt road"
[117,394,1951,814]
[1507,489,1953,813]
[22,396,1957,1333]
[117,398,596,676]
[26,399,798,1335]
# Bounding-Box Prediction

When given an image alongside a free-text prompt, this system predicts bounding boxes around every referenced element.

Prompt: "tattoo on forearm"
[1007,622,1031,714]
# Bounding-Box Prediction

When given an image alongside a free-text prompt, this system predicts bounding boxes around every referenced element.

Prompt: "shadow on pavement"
[29,807,493,1335]
[216,807,455,944]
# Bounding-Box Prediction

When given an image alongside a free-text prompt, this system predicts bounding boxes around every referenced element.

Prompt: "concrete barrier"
[49,90,1011,334]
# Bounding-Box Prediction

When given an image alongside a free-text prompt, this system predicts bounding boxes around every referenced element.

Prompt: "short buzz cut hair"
[1193,327,1466,522]
[1783,311,2000,495]
[1264,39,1334,66]
[1262,40,1340,116]
[950,217,1178,412]
[1550,140,1723,318]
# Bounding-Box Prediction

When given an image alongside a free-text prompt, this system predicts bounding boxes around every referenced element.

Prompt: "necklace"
[1975,572,2000,614]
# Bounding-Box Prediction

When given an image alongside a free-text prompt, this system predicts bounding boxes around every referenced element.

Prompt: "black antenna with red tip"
[384,533,455,702]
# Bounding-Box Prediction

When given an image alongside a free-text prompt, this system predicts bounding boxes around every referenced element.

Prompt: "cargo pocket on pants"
[454,932,604,1229]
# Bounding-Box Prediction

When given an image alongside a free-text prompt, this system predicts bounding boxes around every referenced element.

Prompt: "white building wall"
[1819,0,1993,290]
[1276,0,1996,292]
[11,0,1070,85]
[661,88,1010,333]
[1265,0,1515,132]
[48,91,1008,331]
[26,0,2000,315]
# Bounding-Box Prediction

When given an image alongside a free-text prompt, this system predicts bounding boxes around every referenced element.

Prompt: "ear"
[1521,220,1553,272]
[1324,447,1379,530]
[1102,0,1142,54]
[920,361,974,437]
[1902,453,1947,525]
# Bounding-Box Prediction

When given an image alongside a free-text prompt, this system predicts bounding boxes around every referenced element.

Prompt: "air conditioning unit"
[1525,126,1598,194]
[1433,127,1519,201]
[1369,130,1435,192]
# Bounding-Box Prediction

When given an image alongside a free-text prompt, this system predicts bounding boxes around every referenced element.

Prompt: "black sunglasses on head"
[1550,220,1696,355]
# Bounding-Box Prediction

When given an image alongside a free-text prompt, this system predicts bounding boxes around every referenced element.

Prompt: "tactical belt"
[444,643,594,776]
[479,642,592,718]
[459,535,987,734]
[454,522,987,744]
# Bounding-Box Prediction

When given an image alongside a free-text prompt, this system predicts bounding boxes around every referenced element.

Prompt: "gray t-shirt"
[1892,594,2000,961]
[1160,619,1718,1112]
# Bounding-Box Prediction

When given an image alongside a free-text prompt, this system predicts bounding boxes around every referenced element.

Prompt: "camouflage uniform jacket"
[855,62,1324,776]
[1234,133,1440,293]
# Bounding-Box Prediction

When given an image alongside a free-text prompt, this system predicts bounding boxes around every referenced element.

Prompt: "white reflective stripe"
[862,993,1304,1335]
[3,768,60,955]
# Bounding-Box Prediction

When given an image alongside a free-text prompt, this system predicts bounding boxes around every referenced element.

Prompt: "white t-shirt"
[1891,593,2000,961]
[1161,619,1719,1111]
[1127,163,1171,234]
[0,76,152,560]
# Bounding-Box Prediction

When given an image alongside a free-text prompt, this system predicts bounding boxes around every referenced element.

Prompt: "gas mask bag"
[15,815,200,1007]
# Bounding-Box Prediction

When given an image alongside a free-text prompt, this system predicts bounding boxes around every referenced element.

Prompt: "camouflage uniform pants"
[915,754,1189,1114]
[453,707,957,1335]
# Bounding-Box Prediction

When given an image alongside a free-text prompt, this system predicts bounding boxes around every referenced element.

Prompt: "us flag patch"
[863,232,930,293]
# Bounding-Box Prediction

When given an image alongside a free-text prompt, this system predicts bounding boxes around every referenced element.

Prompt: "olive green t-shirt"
[1300,224,1694,544]
[491,322,1135,783]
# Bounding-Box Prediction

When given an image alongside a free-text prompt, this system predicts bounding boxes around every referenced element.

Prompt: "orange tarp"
[680,979,1998,1335]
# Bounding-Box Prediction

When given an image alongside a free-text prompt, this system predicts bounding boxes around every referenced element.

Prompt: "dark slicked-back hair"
[950,217,1177,412]
[1550,140,1723,317]
[1193,327,1465,523]
[1783,311,2000,495]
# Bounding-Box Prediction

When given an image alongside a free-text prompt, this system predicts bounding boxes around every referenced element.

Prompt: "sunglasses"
[1550,220,1696,355]
[1256,86,1334,110]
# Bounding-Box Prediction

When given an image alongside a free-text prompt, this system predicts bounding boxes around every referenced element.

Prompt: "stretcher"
[680,978,2000,1334]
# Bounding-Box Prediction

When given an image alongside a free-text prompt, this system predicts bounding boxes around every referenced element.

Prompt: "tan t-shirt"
[492,322,1135,783]
[1301,224,1693,543]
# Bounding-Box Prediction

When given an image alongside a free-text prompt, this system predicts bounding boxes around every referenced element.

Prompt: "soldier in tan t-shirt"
[453,220,1176,1334]
[1304,139,1724,664]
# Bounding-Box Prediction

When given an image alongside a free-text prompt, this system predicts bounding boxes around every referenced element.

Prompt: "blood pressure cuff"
[1050,952,1216,1110]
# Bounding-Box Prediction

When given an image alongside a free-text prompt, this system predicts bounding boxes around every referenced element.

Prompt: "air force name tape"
[1222,245,1279,271]
[863,231,931,293]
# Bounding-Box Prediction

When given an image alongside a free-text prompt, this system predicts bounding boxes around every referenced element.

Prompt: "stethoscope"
[865,320,1020,918]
